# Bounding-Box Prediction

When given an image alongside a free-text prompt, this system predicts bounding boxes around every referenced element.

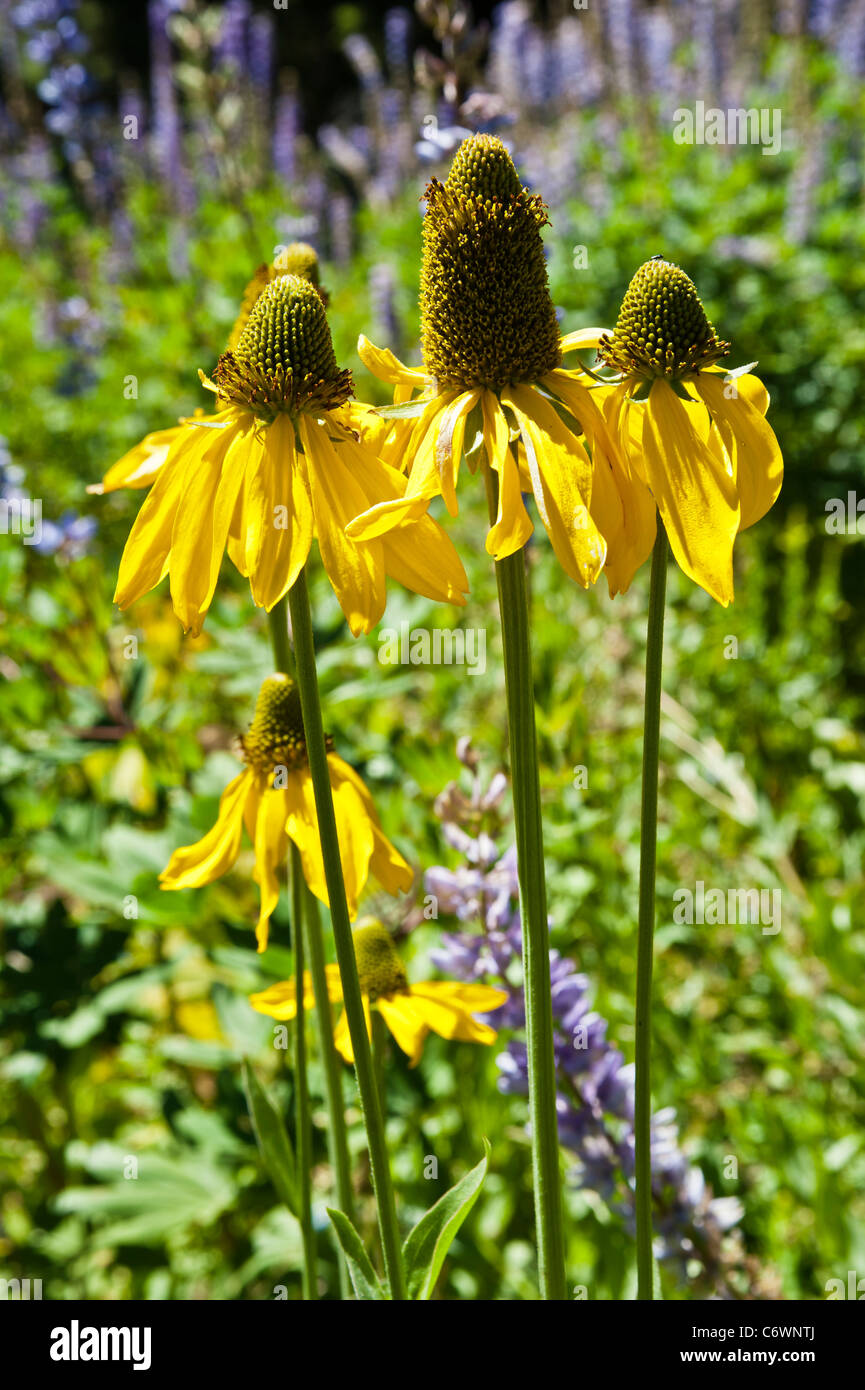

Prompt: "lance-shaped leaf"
[402,1139,490,1300]
[327,1209,388,1300]
[242,1060,297,1216]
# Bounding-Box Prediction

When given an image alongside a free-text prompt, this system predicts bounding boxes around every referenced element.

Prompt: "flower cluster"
[426,740,754,1295]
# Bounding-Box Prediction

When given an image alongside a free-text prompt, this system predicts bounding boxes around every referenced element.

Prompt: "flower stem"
[268,588,352,1298]
[635,524,668,1301]
[372,1010,387,1112]
[291,842,316,1300]
[301,881,354,1301]
[287,568,406,1300]
[267,597,293,675]
[485,465,567,1302]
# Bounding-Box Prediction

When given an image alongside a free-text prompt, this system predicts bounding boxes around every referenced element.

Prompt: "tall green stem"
[268,590,352,1299]
[291,843,316,1299]
[301,882,354,1301]
[485,466,567,1301]
[287,568,406,1300]
[267,597,293,675]
[635,525,668,1301]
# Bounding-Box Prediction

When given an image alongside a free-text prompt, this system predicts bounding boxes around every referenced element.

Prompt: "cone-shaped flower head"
[227,243,329,354]
[420,134,561,389]
[352,921,409,1000]
[215,273,352,420]
[239,672,332,774]
[95,248,331,496]
[598,257,729,381]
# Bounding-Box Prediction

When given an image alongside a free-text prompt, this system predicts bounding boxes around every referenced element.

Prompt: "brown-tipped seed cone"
[420,134,562,390]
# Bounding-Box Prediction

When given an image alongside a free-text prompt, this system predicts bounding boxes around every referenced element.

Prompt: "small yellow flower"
[249,920,508,1067]
[346,134,628,592]
[569,256,783,606]
[159,675,412,952]
[112,273,469,636]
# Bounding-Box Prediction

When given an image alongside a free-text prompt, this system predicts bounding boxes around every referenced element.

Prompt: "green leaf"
[326,1209,388,1300]
[402,1139,490,1300]
[241,1060,297,1216]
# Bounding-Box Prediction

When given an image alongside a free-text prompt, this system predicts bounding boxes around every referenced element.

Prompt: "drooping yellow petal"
[357,334,428,389]
[559,327,611,354]
[299,414,386,636]
[376,994,430,1066]
[502,384,607,587]
[643,381,740,605]
[433,389,481,516]
[334,427,469,605]
[704,366,769,417]
[343,394,457,541]
[159,769,253,890]
[329,756,412,894]
[402,981,507,1045]
[248,964,343,1022]
[114,421,207,611]
[252,786,290,952]
[243,413,314,611]
[482,389,534,560]
[691,373,783,532]
[90,424,185,495]
[169,415,249,635]
[282,760,376,920]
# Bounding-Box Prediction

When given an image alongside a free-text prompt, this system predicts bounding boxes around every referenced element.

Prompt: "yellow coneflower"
[345,133,629,592]
[89,243,328,497]
[250,920,507,1066]
[159,674,412,951]
[567,256,783,606]
[112,273,469,636]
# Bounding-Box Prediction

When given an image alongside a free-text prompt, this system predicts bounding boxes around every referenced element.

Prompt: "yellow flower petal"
[169,417,249,635]
[325,426,469,605]
[113,422,205,611]
[159,769,253,890]
[403,981,505,1045]
[482,389,534,560]
[243,413,313,610]
[691,374,783,532]
[249,965,343,1022]
[643,381,740,605]
[299,415,386,636]
[91,425,184,495]
[328,756,412,899]
[252,787,290,953]
[559,327,611,353]
[357,334,428,388]
[376,994,430,1066]
[434,389,481,516]
[502,384,607,587]
[282,759,377,920]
